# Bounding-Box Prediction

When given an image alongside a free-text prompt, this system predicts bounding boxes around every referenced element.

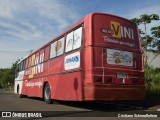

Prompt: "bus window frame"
[50,36,65,59]
[44,45,50,62]
[65,26,83,53]
[35,52,40,65]
[22,59,26,70]
[39,49,44,64]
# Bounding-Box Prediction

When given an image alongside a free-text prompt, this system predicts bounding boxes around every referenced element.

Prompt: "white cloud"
[0,0,18,18]
[0,0,80,42]
[0,0,80,68]
[0,42,4,47]
[123,5,160,35]
[17,0,79,30]
[127,6,160,19]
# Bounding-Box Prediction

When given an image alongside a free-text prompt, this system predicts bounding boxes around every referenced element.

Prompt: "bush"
[145,66,160,100]
[0,61,17,88]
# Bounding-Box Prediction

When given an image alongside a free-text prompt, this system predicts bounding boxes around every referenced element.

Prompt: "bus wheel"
[44,83,52,104]
[17,85,23,98]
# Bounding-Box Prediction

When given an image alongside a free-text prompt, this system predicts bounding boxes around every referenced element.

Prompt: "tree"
[131,14,159,66]
[148,26,160,65]
[151,26,160,50]
[139,14,159,34]
[0,60,18,88]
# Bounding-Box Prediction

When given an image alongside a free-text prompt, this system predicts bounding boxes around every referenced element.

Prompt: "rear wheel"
[44,83,52,104]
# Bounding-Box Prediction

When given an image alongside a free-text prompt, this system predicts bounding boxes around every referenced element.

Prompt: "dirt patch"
[0,87,14,93]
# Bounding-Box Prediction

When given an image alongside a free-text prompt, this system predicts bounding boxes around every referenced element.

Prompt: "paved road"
[0,91,160,119]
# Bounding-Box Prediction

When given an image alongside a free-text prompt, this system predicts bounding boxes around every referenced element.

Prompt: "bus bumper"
[84,84,145,101]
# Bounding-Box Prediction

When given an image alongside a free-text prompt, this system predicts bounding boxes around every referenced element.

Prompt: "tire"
[17,85,25,98]
[44,83,52,104]
[17,85,22,98]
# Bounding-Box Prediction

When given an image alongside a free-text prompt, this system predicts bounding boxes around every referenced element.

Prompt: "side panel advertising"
[93,14,140,51]
[107,48,133,66]
[64,52,80,70]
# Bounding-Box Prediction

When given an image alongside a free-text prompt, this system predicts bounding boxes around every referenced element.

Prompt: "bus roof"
[27,12,137,56]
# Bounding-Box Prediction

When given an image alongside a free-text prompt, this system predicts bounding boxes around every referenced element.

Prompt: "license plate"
[117,73,126,78]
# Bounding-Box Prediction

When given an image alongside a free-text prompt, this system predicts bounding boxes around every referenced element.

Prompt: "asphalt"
[0,88,160,120]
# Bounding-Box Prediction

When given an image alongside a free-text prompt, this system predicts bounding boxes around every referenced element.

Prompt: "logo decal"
[64,52,80,70]
[101,21,134,40]
[107,48,133,66]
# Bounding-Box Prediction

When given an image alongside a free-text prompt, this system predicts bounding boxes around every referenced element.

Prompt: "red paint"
[18,12,145,101]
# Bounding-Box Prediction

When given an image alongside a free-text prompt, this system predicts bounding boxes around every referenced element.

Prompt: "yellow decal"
[55,41,62,52]
[29,68,34,78]
[31,54,35,66]
[110,21,121,38]
[29,54,35,78]
[28,53,44,79]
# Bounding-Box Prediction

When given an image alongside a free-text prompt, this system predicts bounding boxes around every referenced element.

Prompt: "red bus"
[14,12,145,103]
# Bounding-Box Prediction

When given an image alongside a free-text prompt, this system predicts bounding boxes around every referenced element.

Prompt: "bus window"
[15,64,20,77]
[35,52,39,65]
[25,58,29,69]
[66,32,74,52]
[22,59,26,70]
[28,56,32,68]
[39,49,44,63]
[44,46,50,61]
[56,37,64,56]
[73,27,82,50]
[31,54,36,67]
[65,27,82,52]
[50,41,57,58]
[50,37,65,59]
[20,61,23,71]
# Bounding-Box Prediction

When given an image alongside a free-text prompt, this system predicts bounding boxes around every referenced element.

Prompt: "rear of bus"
[83,13,145,101]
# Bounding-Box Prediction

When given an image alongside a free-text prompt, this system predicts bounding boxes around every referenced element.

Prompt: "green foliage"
[151,26,160,38]
[0,61,18,88]
[145,66,160,96]
[131,14,160,66]
[130,13,159,39]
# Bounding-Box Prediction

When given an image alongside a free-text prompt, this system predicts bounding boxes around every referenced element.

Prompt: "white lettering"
[131,29,134,40]
[102,36,135,47]
[123,27,131,39]
[121,26,124,37]
[39,53,44,63]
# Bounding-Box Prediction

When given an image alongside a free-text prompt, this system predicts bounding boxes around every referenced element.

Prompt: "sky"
[0,0,160,68]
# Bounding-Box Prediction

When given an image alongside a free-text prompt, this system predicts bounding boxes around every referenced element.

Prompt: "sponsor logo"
[25,53,44,79]
[65,56,79,63]
[64,52,80,70]
[107,48,133,66]
[101,21,134,40]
